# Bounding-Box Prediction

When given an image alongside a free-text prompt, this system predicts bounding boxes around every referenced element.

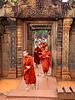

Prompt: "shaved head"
[23,49,28,57]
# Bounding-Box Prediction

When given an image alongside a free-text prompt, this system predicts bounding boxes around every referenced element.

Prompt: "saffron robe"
[23,56,36,84]
[34,47,41,64]
[40,50,51,73]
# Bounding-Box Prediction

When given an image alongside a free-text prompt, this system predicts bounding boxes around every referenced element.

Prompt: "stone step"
[7,89,57,99]
[7,98,57,100]
[17,77,57,90]
[57,85,75,99]
[7,76,57,99]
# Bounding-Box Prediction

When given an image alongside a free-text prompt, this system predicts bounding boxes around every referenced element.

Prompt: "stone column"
[62,18,73,80]
[48,30,51,51]
[51,21,57,77]
[7,18,16,78]
[23,22,27,50]
[32,30,35,56]
[56,19,63,80]
[16,19,23,77]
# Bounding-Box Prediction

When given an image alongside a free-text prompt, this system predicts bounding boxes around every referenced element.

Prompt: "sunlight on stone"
[57,81,75,87]
[0,79,21,91]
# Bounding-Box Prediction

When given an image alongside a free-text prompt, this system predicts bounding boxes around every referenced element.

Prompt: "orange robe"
[41,47,45,52]
[34,47,41,64]
[23,56,36,84]
[40,50,51,73]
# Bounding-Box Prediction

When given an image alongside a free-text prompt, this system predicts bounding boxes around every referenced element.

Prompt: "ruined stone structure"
[0,0,75,80]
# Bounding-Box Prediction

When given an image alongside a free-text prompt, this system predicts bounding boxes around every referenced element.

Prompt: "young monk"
[23,50,36,90]
[39,40,48,51]
[40,46,51,77]
[34,45,41,68]
[42,40,47,50]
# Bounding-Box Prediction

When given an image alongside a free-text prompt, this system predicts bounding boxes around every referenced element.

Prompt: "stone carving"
[62,18,73,80]
[7,18,16,68]
[0,0,74,18]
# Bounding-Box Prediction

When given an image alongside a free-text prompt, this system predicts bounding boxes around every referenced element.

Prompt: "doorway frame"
[23,19,57,77]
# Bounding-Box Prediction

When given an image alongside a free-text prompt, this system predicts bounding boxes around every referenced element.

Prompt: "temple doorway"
[23,20,57,77]
[27,24,52,76]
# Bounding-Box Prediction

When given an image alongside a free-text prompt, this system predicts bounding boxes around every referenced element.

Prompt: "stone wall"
[69,19,75,79]
[0,35,2,77]
[0,18,23,78]
[1,25,10,77]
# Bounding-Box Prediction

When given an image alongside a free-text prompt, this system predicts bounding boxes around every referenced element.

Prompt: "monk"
[40,45,45,52]
[38,46,42,55]
[23,50,36,90]
[42,40,48,50]
[39,42,42,47]
[34,45,41,67]
[40,46,51,77]
[39,40,48,51]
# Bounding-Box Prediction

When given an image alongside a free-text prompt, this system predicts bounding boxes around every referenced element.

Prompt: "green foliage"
[67,0,69,2]
[45,30,47,35]
[12,0,17,2]
[35,30,38,34]
[39,30,42,35]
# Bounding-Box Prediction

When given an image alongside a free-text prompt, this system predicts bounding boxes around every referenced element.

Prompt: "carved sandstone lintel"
[62,18,73,80]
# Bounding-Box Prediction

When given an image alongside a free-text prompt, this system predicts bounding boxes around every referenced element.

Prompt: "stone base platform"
[7,76,57,100]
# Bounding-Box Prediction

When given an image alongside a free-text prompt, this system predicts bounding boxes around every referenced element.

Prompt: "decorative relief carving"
[62,18,73,80]
[7,18,16,68]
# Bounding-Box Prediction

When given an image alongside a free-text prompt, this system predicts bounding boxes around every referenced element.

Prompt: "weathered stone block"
[7,74,16,78]
[17,73,22,77]
[2,43,10,51]
[57,70,62,73]
[62,75,71,81]
[1,70,8,77]
[5,26,10,34]
[27,40,32,45]
[27,45,32,50]
[17,68,22,72]
[62,72,70,75]
[9,70,16,74]
[2,52,10,63]
[3,34,8,43]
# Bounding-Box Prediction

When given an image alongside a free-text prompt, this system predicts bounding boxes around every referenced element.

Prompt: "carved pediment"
[0,0,75,18]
